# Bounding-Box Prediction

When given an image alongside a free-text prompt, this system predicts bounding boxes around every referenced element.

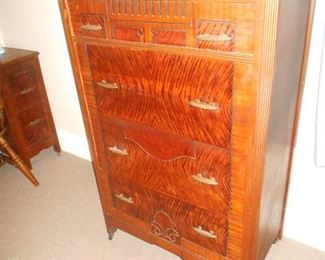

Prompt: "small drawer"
[192,1,257,53]
[23,118,51,145]
[14,87,41,108]
[66,0,107,38]
[79,15,106,38]
[18,104,46,128]
[112,24,144,42]
[18,105,51,144]
[196,20,235,52]
[101,116,231,213]
[5,61,37,94]
[110,177,228,255]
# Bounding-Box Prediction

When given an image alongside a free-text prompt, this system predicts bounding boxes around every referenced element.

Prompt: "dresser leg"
[106,217,117,240]
[108,226,117,240]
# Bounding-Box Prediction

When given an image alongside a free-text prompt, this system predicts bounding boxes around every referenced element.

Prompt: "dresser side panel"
[257,1,311,259]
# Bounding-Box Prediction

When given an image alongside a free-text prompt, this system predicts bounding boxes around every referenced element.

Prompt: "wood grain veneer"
[58,0,314,259]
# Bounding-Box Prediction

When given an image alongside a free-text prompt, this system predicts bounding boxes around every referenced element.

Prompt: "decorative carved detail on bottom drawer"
[110,177,229,255]
[151,210,180,243]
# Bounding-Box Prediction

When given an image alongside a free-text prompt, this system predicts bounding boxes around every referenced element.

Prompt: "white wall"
[0,0,90,160]
[1,0,324,253]
[0,0,4,46]
[283,0,325,252]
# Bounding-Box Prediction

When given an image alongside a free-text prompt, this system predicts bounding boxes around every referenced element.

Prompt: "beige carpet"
[1,150,324,260]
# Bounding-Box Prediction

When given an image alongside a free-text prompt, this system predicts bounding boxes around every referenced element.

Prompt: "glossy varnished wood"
[110,177,228,255]
[256,2,313,259]
[101,116,231,213]
[58,0,314,259]
[65,0,257,53]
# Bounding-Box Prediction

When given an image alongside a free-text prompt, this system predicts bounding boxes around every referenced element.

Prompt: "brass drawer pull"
[96,80,119,89]
[108,146,128,156]
[80,24,102,31]
[193,226,217,239]
[20,87,33,95]
[115,193,134,204]
[196,33,232,42]
[189,99,219,111]
[192,174,218,186]
[29,118,42,126]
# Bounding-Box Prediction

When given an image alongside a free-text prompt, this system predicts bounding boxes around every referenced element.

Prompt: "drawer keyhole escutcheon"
[193,226,217,239]
[80,24,102,31]
[192,173,218,186]
[108,146,128,156]
[115,193,134,204]
[96,80,119,89]
[189,99,219,111]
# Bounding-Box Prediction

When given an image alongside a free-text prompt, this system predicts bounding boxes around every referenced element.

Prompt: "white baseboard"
[56,128,91,161]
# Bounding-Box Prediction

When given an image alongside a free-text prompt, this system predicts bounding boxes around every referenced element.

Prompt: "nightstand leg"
[53,143,61,155]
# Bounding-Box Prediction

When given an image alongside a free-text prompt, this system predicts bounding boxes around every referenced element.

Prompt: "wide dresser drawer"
[85,44,234,148]
[101,116,231,213]
[110,177,229,256]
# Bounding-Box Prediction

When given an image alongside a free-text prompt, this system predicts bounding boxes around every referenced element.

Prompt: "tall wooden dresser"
[58,1,314,259]
[0,48,61,169]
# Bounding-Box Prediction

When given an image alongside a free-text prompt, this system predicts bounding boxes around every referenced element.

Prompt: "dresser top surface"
[0,48,38,65]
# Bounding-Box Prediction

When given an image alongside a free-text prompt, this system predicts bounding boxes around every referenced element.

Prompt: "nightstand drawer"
[5,60,37,94]
[18,105,51,144]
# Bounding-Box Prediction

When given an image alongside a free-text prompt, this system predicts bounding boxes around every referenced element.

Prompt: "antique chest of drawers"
[59,0,314,259]
[0,48,61,168]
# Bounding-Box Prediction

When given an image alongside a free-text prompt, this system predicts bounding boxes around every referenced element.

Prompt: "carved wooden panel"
[101,116,231,212]
[110,177,228,255]
[151,210,180,243]
[107,0,191,23]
